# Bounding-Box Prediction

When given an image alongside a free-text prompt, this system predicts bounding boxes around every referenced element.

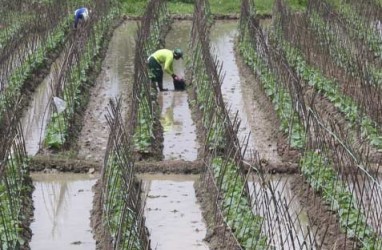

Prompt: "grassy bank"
[120,0,307,16]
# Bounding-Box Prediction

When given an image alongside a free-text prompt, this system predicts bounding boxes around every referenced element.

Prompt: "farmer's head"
[173,48,183,60]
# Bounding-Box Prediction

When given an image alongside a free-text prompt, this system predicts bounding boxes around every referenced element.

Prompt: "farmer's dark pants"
[147,57,164,90]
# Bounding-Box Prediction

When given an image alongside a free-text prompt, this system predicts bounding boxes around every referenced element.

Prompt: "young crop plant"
[101,99,149,249]
[301,151,382,249]
[103,155,144,249]
[276,37,382,150]
[133,0,169,156]
[0,147,31,249]
[322,0,382,61]
[45,9,118,149]
[239,28,305,150]
[133,93,155,153]
[212,157,268,249]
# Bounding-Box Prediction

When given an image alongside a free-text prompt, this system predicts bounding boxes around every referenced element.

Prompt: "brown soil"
[29,155,205,174]
[29,155,101,173]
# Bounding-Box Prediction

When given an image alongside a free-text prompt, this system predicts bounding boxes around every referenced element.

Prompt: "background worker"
[147,48,183,92]
[74,7,89,29]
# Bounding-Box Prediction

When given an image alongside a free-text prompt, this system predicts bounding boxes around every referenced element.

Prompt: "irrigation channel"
[142,20,208,249]
[21,16,320,250]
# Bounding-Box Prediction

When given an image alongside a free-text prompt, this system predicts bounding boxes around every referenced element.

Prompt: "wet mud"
[77,21,138,163]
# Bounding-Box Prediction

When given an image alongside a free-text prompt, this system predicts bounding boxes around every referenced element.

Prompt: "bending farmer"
[147,48,183,92]
[74,7,89,29]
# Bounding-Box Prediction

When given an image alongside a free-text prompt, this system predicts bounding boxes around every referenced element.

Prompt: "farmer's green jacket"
[151,49,175,75]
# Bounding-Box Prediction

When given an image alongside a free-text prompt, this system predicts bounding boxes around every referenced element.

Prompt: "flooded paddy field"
[2,0,381,249]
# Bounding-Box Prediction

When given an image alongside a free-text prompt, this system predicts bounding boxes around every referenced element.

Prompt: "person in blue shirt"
[74,7,89,29]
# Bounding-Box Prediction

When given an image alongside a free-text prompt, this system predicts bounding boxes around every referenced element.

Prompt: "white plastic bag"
[53,97,67,114]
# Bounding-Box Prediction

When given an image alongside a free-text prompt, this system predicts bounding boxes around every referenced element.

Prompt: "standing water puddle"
[30,173,97,250]
[249,176,317,249]
[210,21,281,164]
[158,91,197,161]
[21,46,68,156]
[145,21,207,248]
[160,21,198,161]
[210,21,253,157]
[140,174,208,250]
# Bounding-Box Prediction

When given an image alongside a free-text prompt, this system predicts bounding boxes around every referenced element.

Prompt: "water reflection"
[159,21,199,161]
[30,173,97,250]
[21,46,68,156]
[210,21,256,159]
[159,91,198,161]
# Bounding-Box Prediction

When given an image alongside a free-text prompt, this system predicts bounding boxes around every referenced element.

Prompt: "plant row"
[265,1,382,247]
[0,133,32,249]
[101,100,149,249]
[276,34,382,151]
[0,17,70,127]
[190,0,269,248]
[44,7,119,149]
[132,0,170,157]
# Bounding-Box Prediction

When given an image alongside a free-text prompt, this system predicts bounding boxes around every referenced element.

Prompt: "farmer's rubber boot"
[158,80,168,92]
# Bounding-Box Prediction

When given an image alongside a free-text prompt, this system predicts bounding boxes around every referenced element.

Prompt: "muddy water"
[209,21,281,164]
[146,22,205,249]
[21,46,69,156]
[249,176,317,249]
[209,21,253,156]
[30,173,97,250]
[159,21,198,161]
[77,21,138,163]
[140,174,208,250]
